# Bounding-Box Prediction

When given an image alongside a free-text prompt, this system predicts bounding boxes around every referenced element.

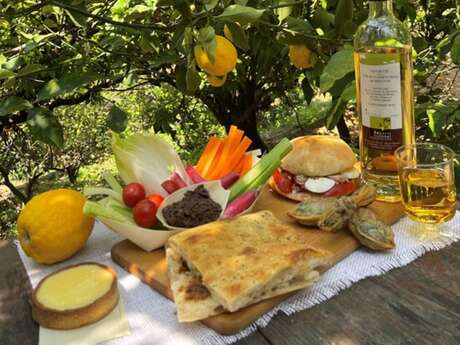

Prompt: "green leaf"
[340,81,356,102]
[326,98,347,129]
[16,64,45,77]
[451,34,460,64]
[183,27,193,53]
[436,30,459,50]
[175,64,188,93]
[130,5,152,13]
[107,105,128,133]
[0,96,33,116]
[186,63,201,93]
[275,0,294,23]
[285,16,313,35]
[37,72,99,101]
[215,5,265,24]
[454,109,460,120]
[320,47,354,92]
[427,108,444,138]
[225,22,249,50]
[149,53,180,67]
[197,26,216,63]
[335,0,353,36]
[204,0,219,10]
[0,54,6,65]
[0,69,15,79]
[26,108,64,147]
[65,7,87,28]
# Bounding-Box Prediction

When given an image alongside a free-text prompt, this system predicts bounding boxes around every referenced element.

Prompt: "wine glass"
[395,143,457,240]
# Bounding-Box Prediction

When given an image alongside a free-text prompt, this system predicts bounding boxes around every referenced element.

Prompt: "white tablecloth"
[17,212,460,345]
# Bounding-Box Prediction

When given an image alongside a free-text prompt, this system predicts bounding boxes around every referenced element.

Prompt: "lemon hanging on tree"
[17,189,94,264]
[194,35,237,76]
[207,74,227,87]
[289,45,315,69]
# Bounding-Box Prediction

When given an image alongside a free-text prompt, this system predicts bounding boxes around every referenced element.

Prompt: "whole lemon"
[194,35,237,76]
[207,73,227,87]
[289,45,315,69]
[17,189,94,264]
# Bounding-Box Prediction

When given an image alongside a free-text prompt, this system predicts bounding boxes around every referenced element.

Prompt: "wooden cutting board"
[111,185,405,335]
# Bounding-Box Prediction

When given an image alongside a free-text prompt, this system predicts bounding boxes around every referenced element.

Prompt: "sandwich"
[166,210,329,322]
[272,135,363,201]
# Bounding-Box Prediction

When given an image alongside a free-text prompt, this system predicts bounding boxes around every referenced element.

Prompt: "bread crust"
[31,262,119,330]
[167,211,330,316]
[281,135,357,176]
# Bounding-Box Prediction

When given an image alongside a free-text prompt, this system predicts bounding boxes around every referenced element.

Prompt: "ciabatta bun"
[281,135,357,177]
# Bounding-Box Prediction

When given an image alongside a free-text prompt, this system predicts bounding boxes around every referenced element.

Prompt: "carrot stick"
[196,137,221,174]
[233,157,246,175]
[208,126,244,179]
[203,139,225,179]
[226,136,252,173]
[239,154,253,176]
[200,140,223,178]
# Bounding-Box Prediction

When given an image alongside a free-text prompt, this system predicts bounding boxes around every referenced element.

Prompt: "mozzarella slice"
[304,177,336,194]
[341,166,360,179]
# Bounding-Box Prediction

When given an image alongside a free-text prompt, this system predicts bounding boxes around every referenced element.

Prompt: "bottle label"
[359,52,403,152]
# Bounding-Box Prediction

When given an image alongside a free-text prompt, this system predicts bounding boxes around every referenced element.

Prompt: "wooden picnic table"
[1,207,460,345]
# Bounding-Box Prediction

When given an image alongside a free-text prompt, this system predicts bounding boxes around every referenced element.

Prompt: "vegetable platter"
[83,126,293,251]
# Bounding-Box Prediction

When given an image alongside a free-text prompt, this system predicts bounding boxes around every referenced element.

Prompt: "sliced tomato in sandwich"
[323,181,357,197]
[273,169,293,193]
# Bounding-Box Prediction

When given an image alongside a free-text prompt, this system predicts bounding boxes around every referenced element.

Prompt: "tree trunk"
[231,112,267,152]
[337,116,351,144]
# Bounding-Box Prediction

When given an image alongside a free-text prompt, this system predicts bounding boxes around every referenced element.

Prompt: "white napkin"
[39,297,130,345]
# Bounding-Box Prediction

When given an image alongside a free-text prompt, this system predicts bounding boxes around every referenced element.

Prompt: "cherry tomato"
[273,169,293,193]
[323,181,357,197]
[146,194,164,209]
[133,199,157,228]
[122,182,146,207]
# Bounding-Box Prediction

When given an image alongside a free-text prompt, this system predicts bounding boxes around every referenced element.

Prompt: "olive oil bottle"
[354,0,415,202]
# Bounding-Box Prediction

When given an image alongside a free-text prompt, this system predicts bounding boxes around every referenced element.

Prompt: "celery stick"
[229,138,292,201]
[83,187,123,203]
[83,201,133,223]
[103,171,122,193]
[245,159,280,192]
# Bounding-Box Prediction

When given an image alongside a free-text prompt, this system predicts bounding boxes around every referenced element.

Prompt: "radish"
[223,190,257,218]
[171,172,187,188]
[220,172,240,189]
[161,180,180,194]
[185,165,206,184]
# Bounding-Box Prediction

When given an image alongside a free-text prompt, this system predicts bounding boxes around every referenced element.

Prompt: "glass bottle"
[354,0,415,202]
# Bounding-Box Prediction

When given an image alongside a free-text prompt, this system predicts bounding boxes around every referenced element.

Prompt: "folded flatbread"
[166,210,330,322]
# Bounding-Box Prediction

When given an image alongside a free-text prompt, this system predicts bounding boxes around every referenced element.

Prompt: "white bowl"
[157,180,230,231]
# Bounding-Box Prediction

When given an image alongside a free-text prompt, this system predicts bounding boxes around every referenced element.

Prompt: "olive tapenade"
[162,185,222,228]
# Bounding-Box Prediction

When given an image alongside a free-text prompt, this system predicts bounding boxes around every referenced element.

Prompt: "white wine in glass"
[395,143,457,239]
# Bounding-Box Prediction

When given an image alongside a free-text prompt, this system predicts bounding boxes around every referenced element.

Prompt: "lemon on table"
[17,189,94,265]
[194,35,237,76]
[207,74,227,87]
[288,45,315,70]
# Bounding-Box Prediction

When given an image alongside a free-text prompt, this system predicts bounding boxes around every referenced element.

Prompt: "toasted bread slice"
[166,211,329,321]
